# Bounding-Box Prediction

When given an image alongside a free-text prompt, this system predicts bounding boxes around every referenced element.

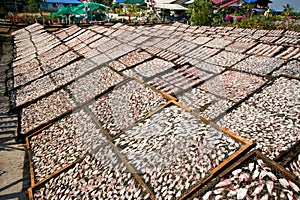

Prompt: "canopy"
[74,2,109,12]
[45,0,82,4]
[51,6,75,16]
[51,2,108,17]
[123,0,145,5]
[154,3,189,10]
[115,0,145,4]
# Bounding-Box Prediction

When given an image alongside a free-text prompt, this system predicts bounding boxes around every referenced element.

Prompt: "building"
[39,0,83,11]
[212,0,244,8]
[184,0,244,8]
[0,0,26,12]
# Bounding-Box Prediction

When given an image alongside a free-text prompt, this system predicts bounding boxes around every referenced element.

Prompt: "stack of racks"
[8,22,300,199]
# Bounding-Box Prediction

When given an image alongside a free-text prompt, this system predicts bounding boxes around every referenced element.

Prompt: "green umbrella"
[50,6,74,17]
[50,3,109,20]
[74,2,109,14]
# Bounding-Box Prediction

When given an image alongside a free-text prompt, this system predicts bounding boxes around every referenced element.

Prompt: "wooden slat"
[27,188,33,200]
[170,100,192,111]
[112,144,156,200]
[210,144,254,175]
[27,150,35,188]
[184,149,299,199]
[133,76,177,101]
[25,137,30,150]
[275,140,300,166]
[27,123,53,140]
[219,126,253,145]
[32,154,86,188]
[85,107,156,199]
[142,101,172,121]
[180,143,254,200]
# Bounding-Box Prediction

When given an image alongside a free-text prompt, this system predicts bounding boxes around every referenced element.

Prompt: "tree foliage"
[28,0,38,10]
[188,0,213,26]
[94,0,113,7]
[283,4,293,17]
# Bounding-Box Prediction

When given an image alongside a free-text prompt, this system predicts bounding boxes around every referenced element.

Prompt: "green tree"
[283,4,293,17]
[283,4,294,28]
[213,7,229,25]
[94,0,113,7]
[188,0,213,26]
[27,0,39,11]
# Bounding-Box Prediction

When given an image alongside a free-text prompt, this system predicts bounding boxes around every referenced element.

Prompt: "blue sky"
[269,0,300,12]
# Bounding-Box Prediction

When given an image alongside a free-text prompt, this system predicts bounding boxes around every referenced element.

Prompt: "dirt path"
[0,34,30,200]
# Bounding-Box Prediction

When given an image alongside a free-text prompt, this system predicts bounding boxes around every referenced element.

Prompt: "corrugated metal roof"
[155,0,176,4]
[212,0,224,4]
[212,0,241,7]
[220,0,240,7]
[45,0,83,4]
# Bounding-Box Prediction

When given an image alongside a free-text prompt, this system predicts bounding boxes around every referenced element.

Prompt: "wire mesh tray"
[87,78,168,139]
[185,149,300,200]
[146,63,214,96]
[20,89,76,136]
[66,66,126,105]
[117,49,153,69]
[114,100,254,199]
[123,58,175,80]
[25,109,93,184]
[275,140,300,180]
[26,107,156,200]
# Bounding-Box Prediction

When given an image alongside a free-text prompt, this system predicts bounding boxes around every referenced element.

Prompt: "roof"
[243,0,257,3]
[155,0,176,4]
[220,0,241,7]
[45,0,82,4]
[154,3,189,10]
[184,0,194,4]
[212,0,241,7]
[116,0,145,4]
[212,0,225,4]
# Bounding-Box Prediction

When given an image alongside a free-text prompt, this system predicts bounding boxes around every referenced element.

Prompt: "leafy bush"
[188,0,213,26]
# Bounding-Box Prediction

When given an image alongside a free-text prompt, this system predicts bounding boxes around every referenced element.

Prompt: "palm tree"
[283,4,293,18]
[283,4,294,28]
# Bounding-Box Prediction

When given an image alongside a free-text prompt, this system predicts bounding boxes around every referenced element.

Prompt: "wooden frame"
[185,149,300,199]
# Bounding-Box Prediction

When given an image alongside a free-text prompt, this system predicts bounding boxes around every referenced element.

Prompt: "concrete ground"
[0,34,30,200]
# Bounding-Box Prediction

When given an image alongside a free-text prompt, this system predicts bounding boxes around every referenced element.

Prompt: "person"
[128,13,131,21]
